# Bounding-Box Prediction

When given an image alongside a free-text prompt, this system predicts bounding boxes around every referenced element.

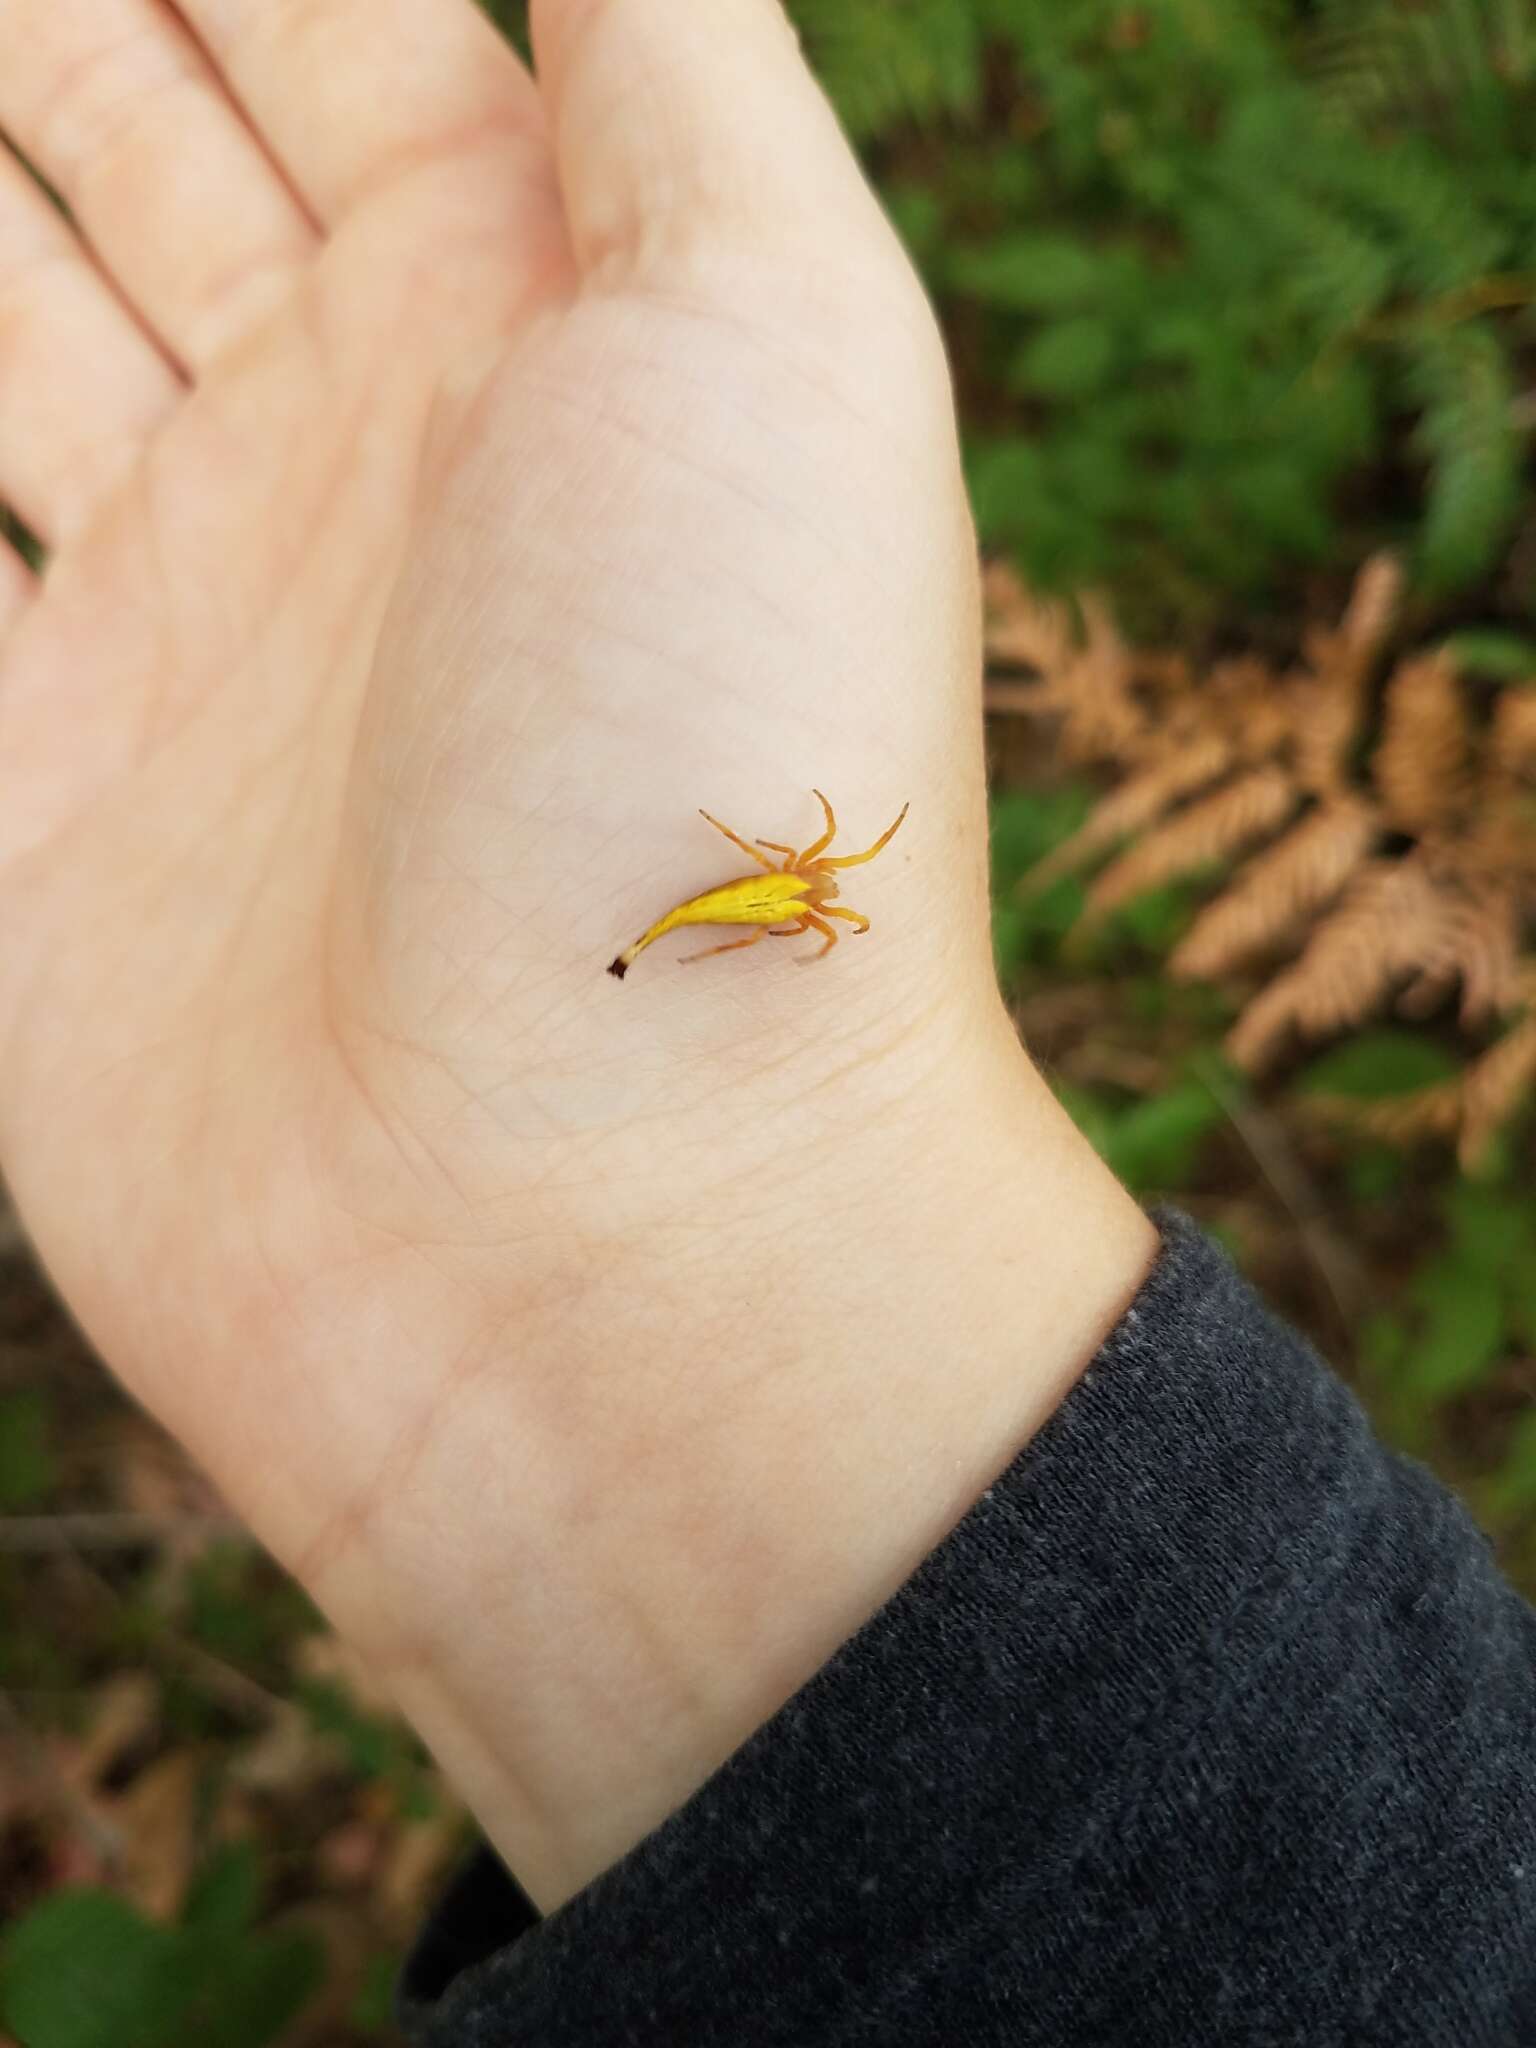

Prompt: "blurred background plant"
[4,0,1536,2040]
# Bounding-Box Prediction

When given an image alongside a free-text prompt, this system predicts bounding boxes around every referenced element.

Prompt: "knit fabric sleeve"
[399,1211,1536,2047]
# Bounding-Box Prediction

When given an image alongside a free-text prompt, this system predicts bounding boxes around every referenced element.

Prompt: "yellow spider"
[608,790,909,980]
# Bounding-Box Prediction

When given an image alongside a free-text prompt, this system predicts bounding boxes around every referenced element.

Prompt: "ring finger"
[0,146,177,544]
[0,0,318,374]
[0,523,34,639]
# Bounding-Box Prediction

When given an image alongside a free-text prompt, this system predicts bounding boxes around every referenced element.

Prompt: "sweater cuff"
[398,1209,1522,2042]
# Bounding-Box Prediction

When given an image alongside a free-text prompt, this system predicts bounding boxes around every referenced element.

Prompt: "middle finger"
[0,0,317,373]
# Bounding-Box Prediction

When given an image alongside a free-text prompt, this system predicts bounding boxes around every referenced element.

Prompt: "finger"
[174,0,547,229]
[0,0,317,371]
[0,531,35,640]
[531,0,883,277]
[0,148,178,544]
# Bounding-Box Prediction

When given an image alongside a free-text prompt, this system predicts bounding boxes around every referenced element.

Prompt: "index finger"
[175,0,546,227]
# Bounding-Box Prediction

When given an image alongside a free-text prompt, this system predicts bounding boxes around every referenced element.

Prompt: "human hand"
[0,0,1153,1904]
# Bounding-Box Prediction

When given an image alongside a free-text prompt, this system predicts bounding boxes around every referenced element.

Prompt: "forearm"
[302,1010,1154,1911]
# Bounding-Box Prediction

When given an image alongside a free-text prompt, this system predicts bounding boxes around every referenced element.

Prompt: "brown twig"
[0,1511,241,1552]
[1194,1055,1367,1344]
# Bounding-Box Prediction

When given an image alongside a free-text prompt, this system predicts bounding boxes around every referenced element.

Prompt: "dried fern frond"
[982,562,1082,674]
[1337,551,1405,663]
[1488,685,1536,786]
[1086,766,1299,918]
[1169,797,1380,980]
[1025,735,1234,891]
[1308,1081,1465,1150]
[1287,553,1405,794]
[1460,1009,1536,1170]
[1399,884,1522,1027]
[1226,858,1460,1071]
[991,547,1536,1159]
[1373,652,1473,832]
[983,565,1152,766]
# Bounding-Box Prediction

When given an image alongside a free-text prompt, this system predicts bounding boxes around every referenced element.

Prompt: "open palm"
[0,0,1039,1894]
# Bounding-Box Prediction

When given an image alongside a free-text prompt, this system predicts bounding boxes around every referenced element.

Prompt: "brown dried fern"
[1226,858,1462,1071]
[1169,798,1380,980]
[989,549,1536,1160]
[1372,653,1473,834]
[1460,1010,1536,1169]
[983,566,1148,766]
[1085,766,1299,917]
[1027,734,1235,891]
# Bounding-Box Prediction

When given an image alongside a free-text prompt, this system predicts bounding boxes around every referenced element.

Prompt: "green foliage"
[0,1883,321,2048]
[989,784,1090,978]
[1442,629,1536,680]
[1057,1074,1224,1195]
[1408,323,1524,593]
[183,1543,316,1667]
[297,1677,440,1817]
[1298,1030,1462,1100]
[0,1389,56,1509]
[1485,1408,1536,1522]
[790,0,982,139]
[783,0,1536,632]
[1364,1181,1536,1440]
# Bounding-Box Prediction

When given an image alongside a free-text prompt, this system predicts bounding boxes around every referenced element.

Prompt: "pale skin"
[0,0,1156,1914]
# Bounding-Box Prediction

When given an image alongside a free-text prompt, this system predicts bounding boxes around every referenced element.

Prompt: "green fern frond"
[1309,0,1536,138]
[787,0,983,141]
[1406,323,1524,594]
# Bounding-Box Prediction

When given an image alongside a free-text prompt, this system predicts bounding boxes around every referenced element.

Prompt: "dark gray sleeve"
[398,1211,1536,2046]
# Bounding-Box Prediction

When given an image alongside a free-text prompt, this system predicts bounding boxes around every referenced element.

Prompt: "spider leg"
[699,809,777,872]
[756,839,799,868]
[796,910,840,963]
[797,789,839,864]
[820,904,871,934]
[679,928,772,966]
[820,801,910,871]
[769,916,810,936]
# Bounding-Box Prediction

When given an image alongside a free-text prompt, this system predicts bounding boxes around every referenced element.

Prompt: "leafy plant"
[1362,1180,1536,1442]
[0,1857,321,2048]
[780,0,1536,634]
[0,1388,56,1509]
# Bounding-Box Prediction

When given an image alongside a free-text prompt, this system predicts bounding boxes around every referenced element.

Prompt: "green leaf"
[1485,1409,1536,1522]
[0,1885,320,2048]
[949,234,1110,312]
[0,1892,182,2048]
[179,1933,322,2048]
[1442,1181,1536,1278]
[1442,633,1536,682]
[1297,1030,1461,1100]
[989,784,1093,886]
[1106,882,1202,956]
[1012,316,1122,398]
[182,1842,261,1938]
[1053,1083,1120,1162]
[789,0,982,138]
[350,1952,403,2033]
[1403,1261,1508,1401]
[1102,1081,1224,1194]
[881,181,946,268]
[1344,1144,1407,1203]
[1408,323,1522,594]
[0,1389,56,1509]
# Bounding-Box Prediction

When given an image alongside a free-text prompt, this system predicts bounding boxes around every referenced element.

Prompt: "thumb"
[530,0,892,278]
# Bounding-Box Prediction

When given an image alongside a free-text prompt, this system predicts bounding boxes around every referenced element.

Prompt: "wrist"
[304,1010,1155,1909]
